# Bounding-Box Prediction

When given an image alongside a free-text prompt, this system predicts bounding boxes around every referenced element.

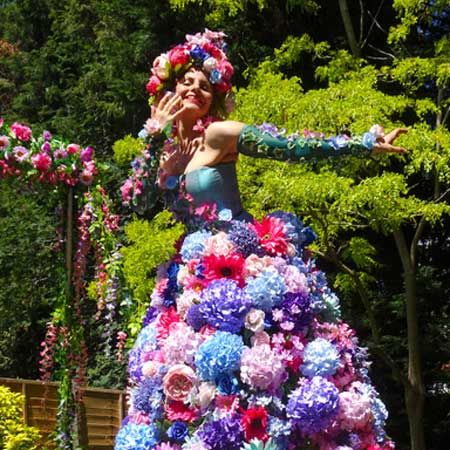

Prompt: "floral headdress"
[146,29,234,117]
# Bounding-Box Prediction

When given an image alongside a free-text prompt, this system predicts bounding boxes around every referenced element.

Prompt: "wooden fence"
[0,377,126,450]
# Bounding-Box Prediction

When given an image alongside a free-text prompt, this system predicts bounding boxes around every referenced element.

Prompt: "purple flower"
[186,303,207,331]
[198,414,244,450]
[80,146,94,162]
[286,376,340,435]
[41,141,51,153]
[272,291,312,332]
[132,379,163,418]
[43,130,52,141]
[13,146,29,162]
[228,220,261,257]
[199,279,252,333]
[142,306,158,326]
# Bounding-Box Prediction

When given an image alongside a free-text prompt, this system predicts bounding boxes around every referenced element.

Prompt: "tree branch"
[338,0,361,57]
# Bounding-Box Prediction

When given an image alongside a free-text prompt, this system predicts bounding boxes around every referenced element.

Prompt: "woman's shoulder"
[205,120,246,153]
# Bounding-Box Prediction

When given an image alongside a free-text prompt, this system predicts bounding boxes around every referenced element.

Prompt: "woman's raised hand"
[372,127,408,154]
[150,91,187,131]
[160,137,202,175]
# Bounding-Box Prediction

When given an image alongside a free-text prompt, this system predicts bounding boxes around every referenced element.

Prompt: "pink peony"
[120,178,133,204]
[161,322,199,365]
[31,152,52,172]
[13,146,29,162]
[79,169,94,185]
[203,231,235,256]
[10,122,32,141]
[163,364,198,402]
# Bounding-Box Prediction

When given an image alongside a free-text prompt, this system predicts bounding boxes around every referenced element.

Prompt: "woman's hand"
[147,92,188,132]
[160,138,201,175]
[372,127,408,154]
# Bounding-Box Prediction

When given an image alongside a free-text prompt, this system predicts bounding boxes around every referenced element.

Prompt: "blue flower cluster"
[167,421,189,442]
[286,376,340,435]
[301,338,340,378]
[198,414,244,450]
[132,379,163,419]
[199,279,252,332]
[115,423,160,450]
[180,230,212,261]
[128,324,158,383]
[195,331,244,381]
[245,269,286,312]
[186,303,208,331]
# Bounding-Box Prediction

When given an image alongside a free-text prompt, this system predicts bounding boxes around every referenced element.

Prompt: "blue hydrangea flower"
[286,376,340,435]
[228,220,261,257]
[268,416,291,441]
[131,379,163,419]
[114,423,160,450]
[195,331,245,381]
[198,414,244,450]
[245,269,286,312]
[190,45,209,62]
[372,397,389,442]
[167,421,189,442]
[180,230,212,262]
[209,68,222,84]
[199,279,252,333]
[301,338,340,378]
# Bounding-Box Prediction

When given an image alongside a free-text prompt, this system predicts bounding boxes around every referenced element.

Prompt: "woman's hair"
[146,29,235,118]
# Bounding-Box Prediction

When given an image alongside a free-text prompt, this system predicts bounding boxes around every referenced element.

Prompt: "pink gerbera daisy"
[202,253,245,286]
[254,216,288,256]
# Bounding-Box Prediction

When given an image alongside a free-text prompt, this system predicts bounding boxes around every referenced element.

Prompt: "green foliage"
[0,181,62,379]
[0,386,41,450]
[121,211,184,337]
[113,135,146,168]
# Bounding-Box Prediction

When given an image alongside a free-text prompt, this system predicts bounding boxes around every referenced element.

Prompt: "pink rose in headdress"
[168,46,190,67]
[152,54,170,80]
[146,75,162,95]
[218,60,234,80]
[203,42,221,59]
[10,122,32,142]
[31,152,52,172]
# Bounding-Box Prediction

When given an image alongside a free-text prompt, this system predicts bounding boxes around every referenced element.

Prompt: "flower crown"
[146,29,234,101]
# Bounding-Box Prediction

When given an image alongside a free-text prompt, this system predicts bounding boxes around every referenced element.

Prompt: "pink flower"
[120,178,133,204]
[161,322,199,365]
[240,344,286,390]
[67,143,80,154]
[196,382,216,409]
[254,216,288,256]
[10,122,32,141]
[0,135,10,150]
[168,46,190,66]
[156,307,180,341]
[79,169,94,185]
[163,364,198,402]
[165,400,198,422]
[218,60,234,80]
[338,389,372,430]
[0,118,4,128]
[146,75,163,95]
[203,231,235,256]
[53,148,68,159]
[80,146,93,162]
[214,80,232,93]
[31,152,52,172]
[152,54,170,80]
[245,309,265,333]
[13,146,29,162]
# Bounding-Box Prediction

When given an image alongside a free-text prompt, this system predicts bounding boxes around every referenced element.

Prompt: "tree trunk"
[394,231,427,450]
[338,0,361,57]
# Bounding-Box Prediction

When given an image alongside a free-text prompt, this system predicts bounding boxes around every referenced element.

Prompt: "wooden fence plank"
[0,378,125,450]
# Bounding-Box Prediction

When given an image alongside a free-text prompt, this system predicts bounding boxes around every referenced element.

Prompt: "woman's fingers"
[385,127,408,144]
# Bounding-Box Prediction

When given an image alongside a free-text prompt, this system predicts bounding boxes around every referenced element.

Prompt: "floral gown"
[115,124,394,450]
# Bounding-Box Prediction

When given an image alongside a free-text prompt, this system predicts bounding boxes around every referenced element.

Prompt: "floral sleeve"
[237,124,376,163]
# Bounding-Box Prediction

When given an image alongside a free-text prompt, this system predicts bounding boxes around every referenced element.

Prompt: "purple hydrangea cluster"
[131,379,163,418]
[286,376,340,435]
[128,324,158,383]
[228,220,261,257]
[301,338,340,378]
[198,414,244,450]
[199,279,252,332]
[273,291,312,331]
[195,331,244,381]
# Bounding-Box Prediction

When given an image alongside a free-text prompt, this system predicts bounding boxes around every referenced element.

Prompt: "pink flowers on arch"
[0,119,98,186]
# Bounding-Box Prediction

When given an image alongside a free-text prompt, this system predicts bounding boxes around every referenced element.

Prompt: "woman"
[116,30,405,450]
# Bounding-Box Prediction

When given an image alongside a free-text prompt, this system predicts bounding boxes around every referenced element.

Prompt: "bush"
[0,385,41,450]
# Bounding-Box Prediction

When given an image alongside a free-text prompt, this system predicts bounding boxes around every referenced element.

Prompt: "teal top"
[183,162,252,221]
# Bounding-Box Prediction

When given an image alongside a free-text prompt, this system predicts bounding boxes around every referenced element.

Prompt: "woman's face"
[175,68,214,119]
